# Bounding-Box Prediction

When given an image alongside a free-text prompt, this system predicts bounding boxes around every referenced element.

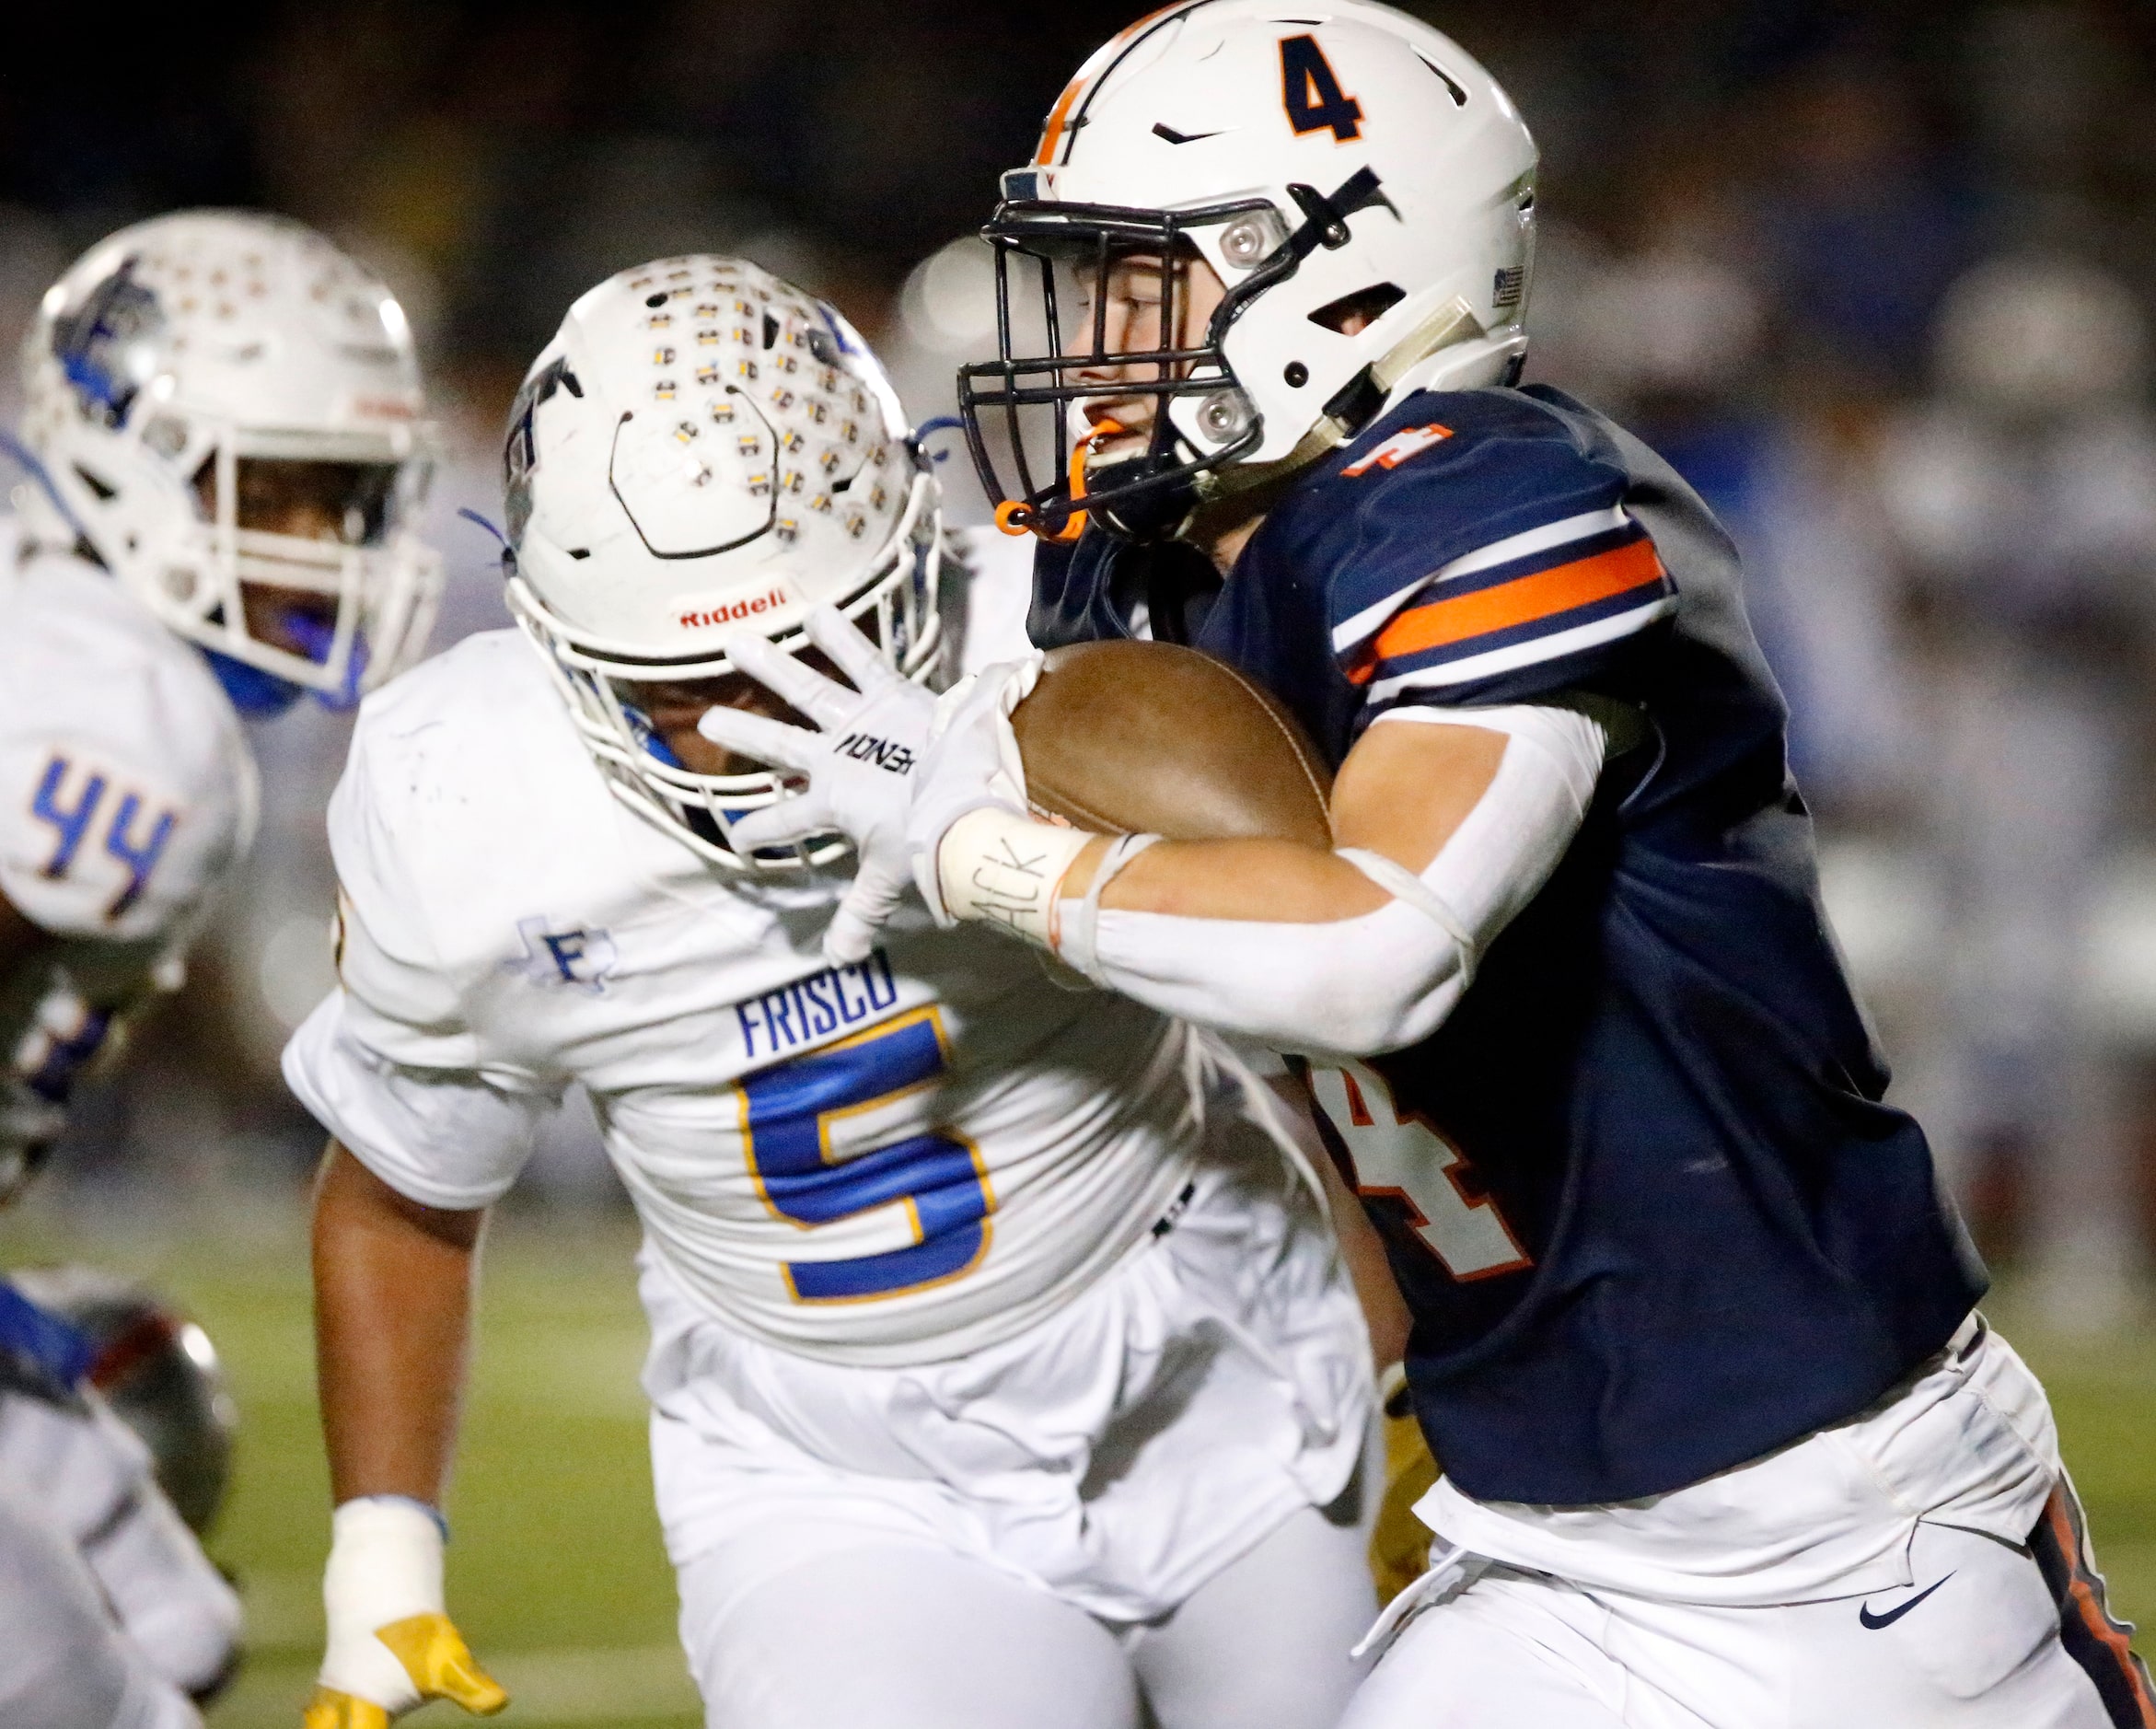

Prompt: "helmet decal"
[1033,1,1211,168]
[501,254,943,875]
[504,354,584,547]
[52,258,163,430]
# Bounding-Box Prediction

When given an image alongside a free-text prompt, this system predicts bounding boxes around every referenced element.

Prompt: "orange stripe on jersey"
[1371,537,1668,664]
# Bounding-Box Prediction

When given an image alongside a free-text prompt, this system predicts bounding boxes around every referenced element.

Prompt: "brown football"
[1009,640,1334,848]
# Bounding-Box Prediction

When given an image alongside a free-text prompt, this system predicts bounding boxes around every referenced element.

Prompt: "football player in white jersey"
[0,212,441,1728]
[282,255,1378,1729]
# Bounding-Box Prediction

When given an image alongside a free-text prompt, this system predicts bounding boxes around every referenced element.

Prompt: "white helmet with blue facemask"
[13,210,441,715]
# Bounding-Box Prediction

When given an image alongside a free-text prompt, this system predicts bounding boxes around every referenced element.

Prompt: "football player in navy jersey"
[696,3,2156,1725]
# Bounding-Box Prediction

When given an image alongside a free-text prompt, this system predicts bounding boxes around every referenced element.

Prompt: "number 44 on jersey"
[1307,1061,1530,1282]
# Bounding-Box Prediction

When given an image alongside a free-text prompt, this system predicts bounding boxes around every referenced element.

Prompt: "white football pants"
[1343,1484,2155,1729]
[678,1491,1376,1729]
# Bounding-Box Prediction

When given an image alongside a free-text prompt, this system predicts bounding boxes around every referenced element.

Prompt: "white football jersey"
[0,551,258,1044]
[284,629,1208,1366]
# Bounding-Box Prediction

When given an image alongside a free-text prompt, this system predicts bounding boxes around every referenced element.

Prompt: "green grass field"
[4,1203,2152,1729]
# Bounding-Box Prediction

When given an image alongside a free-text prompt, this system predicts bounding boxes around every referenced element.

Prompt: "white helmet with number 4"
[959,0,1537,540]
[504,255,940,869]
[17,210,439,713]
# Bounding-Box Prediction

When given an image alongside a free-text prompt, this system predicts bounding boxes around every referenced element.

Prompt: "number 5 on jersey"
[1308,1061,1529,1281]
[739,1008,993,1304]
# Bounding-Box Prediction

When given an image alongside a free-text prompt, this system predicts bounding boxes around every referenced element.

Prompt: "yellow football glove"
[307,1500,507,1727]
[303,1613,506,1727]
[1370,1364,1441,1607]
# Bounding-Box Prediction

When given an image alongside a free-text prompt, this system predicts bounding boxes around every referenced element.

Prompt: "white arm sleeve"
[1084,703,1609,1056]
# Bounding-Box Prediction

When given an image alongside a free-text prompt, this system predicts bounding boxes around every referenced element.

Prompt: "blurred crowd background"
[5,0,2156,1329]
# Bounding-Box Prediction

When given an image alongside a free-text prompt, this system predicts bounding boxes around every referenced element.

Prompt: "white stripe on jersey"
[1364,592,1679,702]
[1331,505,1636,654]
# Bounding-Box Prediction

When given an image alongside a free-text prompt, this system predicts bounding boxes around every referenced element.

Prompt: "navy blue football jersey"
[1032,384,1985,1506]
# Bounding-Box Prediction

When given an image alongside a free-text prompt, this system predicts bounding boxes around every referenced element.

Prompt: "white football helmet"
[14,210,440,712]
[504,255,941,870]
[958,0,1537,540]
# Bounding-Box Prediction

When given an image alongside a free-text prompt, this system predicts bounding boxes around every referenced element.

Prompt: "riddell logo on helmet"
[675,582,798,631]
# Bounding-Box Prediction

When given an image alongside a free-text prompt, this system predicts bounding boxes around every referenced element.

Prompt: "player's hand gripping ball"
[711,608,1337,958]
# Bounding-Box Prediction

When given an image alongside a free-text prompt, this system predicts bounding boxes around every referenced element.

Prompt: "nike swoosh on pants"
[1858,1572,1955,1630]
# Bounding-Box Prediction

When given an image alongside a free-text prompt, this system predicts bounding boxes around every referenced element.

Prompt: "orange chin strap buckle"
[995,420,1125,542]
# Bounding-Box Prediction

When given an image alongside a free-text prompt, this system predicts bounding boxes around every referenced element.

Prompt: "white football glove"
[697,607,940,963]
[705,606,1056,959]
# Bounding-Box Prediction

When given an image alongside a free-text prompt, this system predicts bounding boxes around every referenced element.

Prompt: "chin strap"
[202,610,368,717]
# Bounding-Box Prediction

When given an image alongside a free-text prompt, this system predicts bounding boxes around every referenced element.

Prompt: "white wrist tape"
[319,1496,446,1710]
[936,807,1093,947]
